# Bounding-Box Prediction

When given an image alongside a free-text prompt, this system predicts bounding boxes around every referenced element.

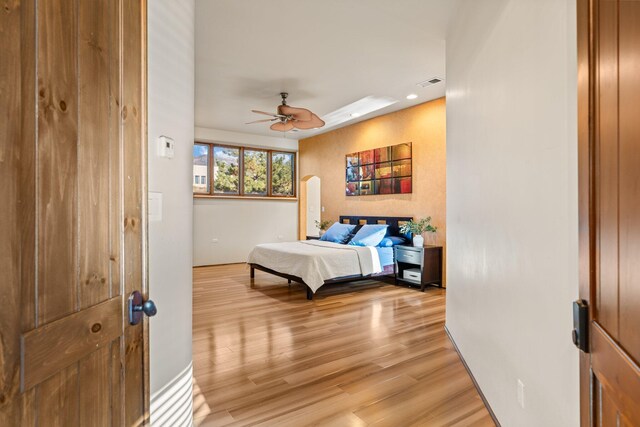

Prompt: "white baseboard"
[150,362,194,427]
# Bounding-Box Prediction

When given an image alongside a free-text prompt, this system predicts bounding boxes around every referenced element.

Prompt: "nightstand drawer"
[396,248,422,265]
[403,268,421,281]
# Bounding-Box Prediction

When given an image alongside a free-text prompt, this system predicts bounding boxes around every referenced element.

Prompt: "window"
[271,152,295,196]
[192,144,209,194]
[193,142,296,198]
[212,146,240,195]
[243,149,268,196]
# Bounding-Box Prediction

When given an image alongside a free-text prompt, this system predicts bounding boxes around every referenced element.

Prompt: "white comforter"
[247,240,382,293]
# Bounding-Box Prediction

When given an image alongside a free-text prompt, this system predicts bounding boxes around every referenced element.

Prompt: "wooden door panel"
[618,0,640,364]
[0,0,37,425]
[37,0,80,326]
[595,0,640,366]
[38,364,79,426]
[592,326,640,422]
[122,0,147,424]
[21,297,122,391]
[599,389,619,427]
[78,0,113,309]
[0,0,148,425]
[587,0,640,424]
[78,345,113,425]
[109,0,123,302]
[595,0,620,339]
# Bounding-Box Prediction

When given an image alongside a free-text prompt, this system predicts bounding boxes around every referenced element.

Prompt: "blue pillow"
[378,238,394,247]
[378,236,407,247]
[388,236,408,246]
[348,224,389,247]
[320,222,355,244]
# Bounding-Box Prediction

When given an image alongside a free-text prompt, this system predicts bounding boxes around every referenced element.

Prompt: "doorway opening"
[299,175,321,240]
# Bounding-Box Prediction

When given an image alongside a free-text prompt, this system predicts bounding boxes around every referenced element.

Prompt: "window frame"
[270,151,297,198]
[242,147,269,197]
[211,143,242,196]
[192,142,211,195]
[194,141,297,200]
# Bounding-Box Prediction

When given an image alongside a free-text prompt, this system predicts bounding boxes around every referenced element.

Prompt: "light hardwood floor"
[193,264,495,427]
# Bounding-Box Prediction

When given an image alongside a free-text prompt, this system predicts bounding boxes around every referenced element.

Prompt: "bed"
[248,216,413,300]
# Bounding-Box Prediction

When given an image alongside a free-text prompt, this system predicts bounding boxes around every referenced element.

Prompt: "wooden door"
[0,0,149,425]
[578,0,640,425]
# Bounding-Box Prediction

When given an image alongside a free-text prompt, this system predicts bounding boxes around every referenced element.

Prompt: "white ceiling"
[195,0,459,138]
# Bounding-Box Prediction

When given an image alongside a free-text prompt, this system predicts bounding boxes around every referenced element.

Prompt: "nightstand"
[306,235,320,240]
[394,245,443,291]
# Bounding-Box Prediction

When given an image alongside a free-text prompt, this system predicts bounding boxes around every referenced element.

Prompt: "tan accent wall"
[299,97,446,280]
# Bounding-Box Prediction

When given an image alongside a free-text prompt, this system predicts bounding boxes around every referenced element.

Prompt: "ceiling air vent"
[417,77,443,88]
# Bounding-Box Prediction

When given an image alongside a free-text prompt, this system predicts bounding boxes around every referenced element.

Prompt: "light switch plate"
[148,192,162,222]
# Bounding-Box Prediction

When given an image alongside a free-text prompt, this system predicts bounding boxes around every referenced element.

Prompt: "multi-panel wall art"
[345,142,412,196]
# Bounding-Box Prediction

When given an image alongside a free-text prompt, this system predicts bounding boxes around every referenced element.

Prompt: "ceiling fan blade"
[278,105,313,122]
[270,121,295,132]
[251,109,286,119]
[293,113,325,130]
[245,118,277,124]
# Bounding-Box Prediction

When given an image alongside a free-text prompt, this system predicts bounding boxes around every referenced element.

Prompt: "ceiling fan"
[246,92,325,132]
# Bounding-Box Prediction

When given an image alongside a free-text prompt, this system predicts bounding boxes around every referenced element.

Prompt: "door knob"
[128,291,158,325]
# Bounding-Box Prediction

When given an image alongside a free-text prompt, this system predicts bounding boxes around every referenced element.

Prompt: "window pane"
[213,146,240,194]
[193,144,209,194]
[271,152,295,196]
[244,150,268,195]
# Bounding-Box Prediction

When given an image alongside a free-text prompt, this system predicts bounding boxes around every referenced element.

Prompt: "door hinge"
[572,299,589,353]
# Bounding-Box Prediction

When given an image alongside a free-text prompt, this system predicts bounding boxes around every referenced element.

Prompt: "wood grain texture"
[37,364,79,427]
[37,0,79,325]
[79,346,111,426]
[122,0,147,424]
[617,0,640,366]
[595,0,620,341]
[78,0,111,309]
[591,324,640,423]
[587,0,640,424]
[108,0,126,426]
[3,0,148,423]
[21,297,122,391]
[76,0,117,420]
[111,338,124,427]
[109,0,123,301]
[0,0,34,426]
[194,264,494,426]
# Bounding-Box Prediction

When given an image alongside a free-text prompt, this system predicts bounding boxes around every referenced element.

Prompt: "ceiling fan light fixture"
[270,121,295,132]
[248,92,325,133]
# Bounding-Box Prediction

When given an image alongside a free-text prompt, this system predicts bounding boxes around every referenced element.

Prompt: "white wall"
[445,1,579,426]
[193,128,298,266]
[148,1,194,425]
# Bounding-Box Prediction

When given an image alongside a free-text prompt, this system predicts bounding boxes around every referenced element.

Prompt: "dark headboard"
[339,216,413,240]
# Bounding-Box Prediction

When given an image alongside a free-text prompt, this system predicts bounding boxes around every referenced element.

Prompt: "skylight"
[321,96,398,130]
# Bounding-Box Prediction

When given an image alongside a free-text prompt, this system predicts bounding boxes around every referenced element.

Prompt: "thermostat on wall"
[157,135,175,158]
